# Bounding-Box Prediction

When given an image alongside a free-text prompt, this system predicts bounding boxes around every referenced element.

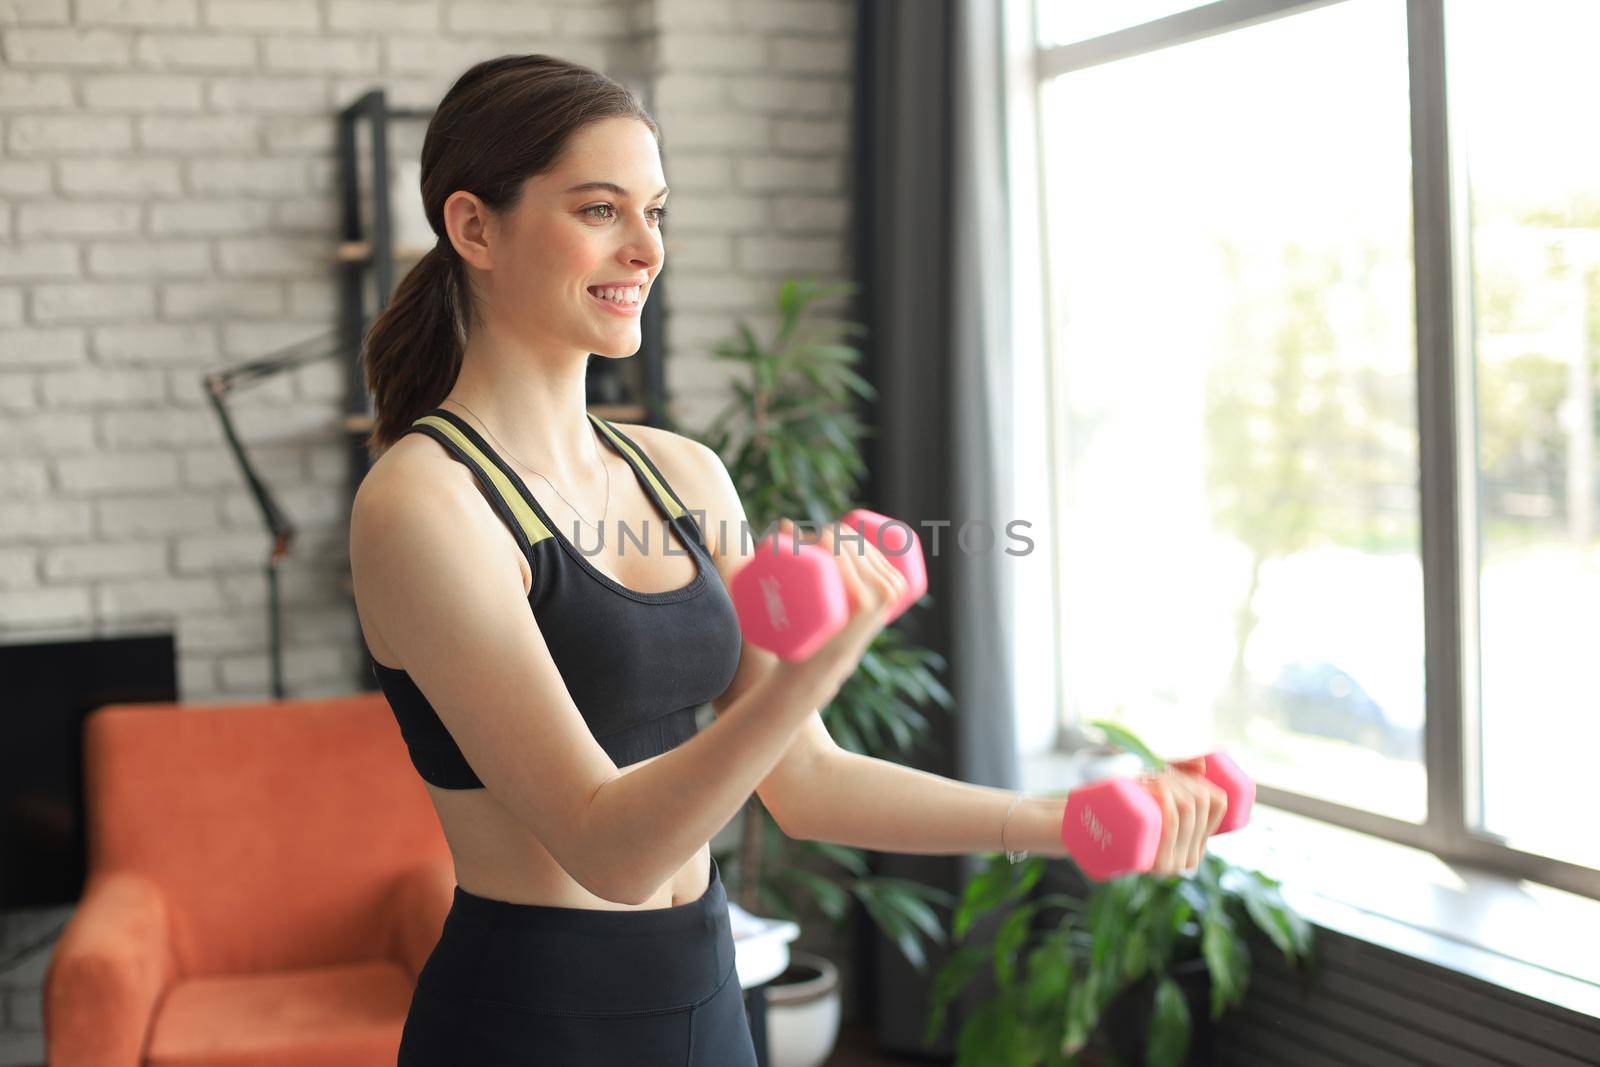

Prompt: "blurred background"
[2,1,1598,1065]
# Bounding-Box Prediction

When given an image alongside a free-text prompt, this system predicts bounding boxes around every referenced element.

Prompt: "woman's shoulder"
[354,427,487,525]
[603,420,723,496]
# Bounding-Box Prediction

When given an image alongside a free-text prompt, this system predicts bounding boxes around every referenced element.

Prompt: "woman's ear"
[442,190,495,270]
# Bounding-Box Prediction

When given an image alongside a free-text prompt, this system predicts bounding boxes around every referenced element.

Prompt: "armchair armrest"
[382,856,457,981]
[44,869,175,1067]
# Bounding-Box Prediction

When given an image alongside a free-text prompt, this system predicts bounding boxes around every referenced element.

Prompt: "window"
[1016,0,1600,899]
[1453,1,1600,873]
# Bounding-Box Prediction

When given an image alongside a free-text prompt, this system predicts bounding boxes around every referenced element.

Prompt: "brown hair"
[360,54,662,454]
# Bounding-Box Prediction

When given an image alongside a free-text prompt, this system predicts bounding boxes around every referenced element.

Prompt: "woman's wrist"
[999,793,1068,861]
[769,657,843,712]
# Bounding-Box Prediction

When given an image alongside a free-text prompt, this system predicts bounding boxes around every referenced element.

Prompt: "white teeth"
[591,285,640,305]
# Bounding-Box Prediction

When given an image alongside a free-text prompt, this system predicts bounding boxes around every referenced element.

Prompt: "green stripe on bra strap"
[412,414,554,546]
[586,412,686,521]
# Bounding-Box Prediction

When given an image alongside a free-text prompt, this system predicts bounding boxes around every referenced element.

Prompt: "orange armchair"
[44,692,455,1066]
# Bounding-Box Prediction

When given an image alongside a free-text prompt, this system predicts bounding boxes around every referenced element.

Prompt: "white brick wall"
[0,0,855,1055]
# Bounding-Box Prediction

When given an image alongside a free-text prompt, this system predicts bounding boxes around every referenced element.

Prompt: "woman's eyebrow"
[564,181,669,199]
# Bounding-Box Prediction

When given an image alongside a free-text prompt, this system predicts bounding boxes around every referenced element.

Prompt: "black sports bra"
[367,407,744,789]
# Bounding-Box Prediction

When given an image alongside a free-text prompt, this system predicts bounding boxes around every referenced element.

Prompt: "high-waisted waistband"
[417,854,737,1017]
[449,852,726,935]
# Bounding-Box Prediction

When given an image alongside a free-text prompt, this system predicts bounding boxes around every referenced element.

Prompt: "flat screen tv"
[0,631,176,909]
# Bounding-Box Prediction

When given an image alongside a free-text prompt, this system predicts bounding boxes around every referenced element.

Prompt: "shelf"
[342,403,652,435]
[335,239,433,264]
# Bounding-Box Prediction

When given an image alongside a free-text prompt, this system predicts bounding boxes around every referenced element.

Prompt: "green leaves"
[925,943,988,1046]
[922,721,1314,1066]
[1086,719,1166,771]
[952,855,1043,942]
[1220,863,1313,972]
[1021,936,1073,1018]
[774,867,852,923]
[829,631,950,759]
[994,902,1040,992]
[803,839,871,877]
[1199,898,1250,1019]
[1147,975,1192,1067]
[855,876,952,972]
[955,999,1046,1067]
[701,275,871,525]
[1060,967,1094,1057]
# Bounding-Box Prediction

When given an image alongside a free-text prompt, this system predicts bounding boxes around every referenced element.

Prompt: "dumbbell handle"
[1059,751,1255,882]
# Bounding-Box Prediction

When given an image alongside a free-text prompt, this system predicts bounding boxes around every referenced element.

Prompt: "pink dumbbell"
[730,509,928,661]
[1059,751,1256,881]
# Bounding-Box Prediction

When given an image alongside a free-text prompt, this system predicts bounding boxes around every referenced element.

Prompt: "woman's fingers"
[1169,757,1229,843]
[1143,773,1180,877]
[1200,778,1227,838]
[1144,768,1212,875]
[820,521,881,616]
[815,518,900,619]
[1171,773,1199,872]
[1183,774,1209,869]
[845,523,909,605]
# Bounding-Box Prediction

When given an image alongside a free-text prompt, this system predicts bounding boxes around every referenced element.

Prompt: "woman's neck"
[440,373,599,483]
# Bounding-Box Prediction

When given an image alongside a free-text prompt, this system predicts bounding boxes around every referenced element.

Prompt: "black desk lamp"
[201,325,359,700]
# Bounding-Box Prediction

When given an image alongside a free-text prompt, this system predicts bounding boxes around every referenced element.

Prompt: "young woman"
[348,53,1226,1065]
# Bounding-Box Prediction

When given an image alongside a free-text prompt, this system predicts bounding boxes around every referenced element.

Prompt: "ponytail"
[360,239,468,455]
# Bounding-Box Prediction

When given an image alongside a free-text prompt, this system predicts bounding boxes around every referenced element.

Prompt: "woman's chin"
[587,338,640,359]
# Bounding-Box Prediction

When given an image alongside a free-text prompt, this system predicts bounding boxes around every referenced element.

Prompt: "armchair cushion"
[144,960,413,1067]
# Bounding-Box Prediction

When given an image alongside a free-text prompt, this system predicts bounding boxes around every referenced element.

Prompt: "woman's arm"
[784,749,1227,876]
[782,748,1066,855]
[584,652,854,904]
[615,429,1226,878]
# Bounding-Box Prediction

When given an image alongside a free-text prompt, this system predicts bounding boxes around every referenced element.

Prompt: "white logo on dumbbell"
[758,574,789,630]
[1080,805,1112,853]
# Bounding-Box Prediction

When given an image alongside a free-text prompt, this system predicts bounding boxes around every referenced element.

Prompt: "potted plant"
[677,278,959,1060]
[922,721,1317,1066]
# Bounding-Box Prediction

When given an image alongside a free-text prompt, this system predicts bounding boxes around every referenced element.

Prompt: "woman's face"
[469,116,667,360]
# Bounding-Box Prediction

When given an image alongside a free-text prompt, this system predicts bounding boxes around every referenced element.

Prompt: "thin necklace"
[441,398,611,539]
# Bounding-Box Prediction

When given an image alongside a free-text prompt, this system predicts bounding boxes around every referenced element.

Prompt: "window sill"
[1021,749,1600,1021]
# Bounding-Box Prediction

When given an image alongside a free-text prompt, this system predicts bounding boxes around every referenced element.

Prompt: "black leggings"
[397,855,759,1066]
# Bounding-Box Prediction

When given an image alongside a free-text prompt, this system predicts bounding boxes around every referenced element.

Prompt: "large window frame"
[1015,0,1599,901]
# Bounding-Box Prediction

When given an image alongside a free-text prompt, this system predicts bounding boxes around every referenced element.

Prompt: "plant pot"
[1086,956,1214,1067]
[764,950,842,1067]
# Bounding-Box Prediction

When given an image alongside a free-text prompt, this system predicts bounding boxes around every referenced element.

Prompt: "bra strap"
[404,413,555,560]
[586,412,693,525]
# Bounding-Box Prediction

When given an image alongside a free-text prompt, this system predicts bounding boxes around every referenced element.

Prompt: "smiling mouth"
[585,283,640,308]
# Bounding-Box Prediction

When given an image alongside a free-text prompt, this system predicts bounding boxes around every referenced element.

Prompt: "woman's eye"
[583,204,668,225]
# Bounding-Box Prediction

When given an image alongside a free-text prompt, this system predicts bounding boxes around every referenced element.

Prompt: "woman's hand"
[1137,756,1230,876]
[766,515,908,701]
